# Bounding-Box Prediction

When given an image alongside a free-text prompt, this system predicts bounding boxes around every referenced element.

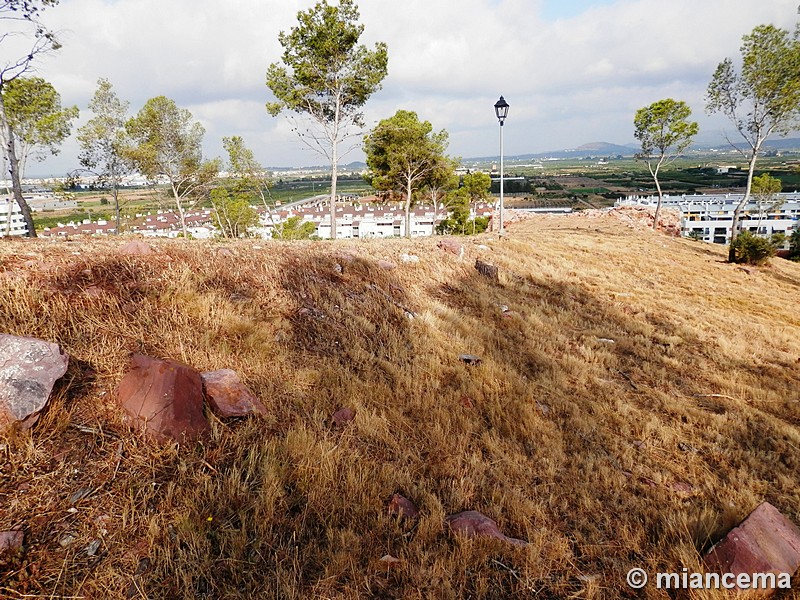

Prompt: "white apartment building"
[618,192,800,245]
[1,198,28,236]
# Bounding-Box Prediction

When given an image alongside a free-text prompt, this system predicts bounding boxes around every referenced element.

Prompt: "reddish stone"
[437,239,463,256]
[332,407,356,427]
[201,369,267,418]
[119,240,153,255]
[704,502,800,595]
[0,530,23,554]
[0,334,69,431]
[377,259,396,271]
[445,510,528,547]
[117,354,209,443]
[388,494,419,520]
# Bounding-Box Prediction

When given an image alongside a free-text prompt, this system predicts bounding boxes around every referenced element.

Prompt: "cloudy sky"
[8,0,800,176]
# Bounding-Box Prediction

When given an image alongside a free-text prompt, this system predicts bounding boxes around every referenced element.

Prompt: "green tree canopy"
[364,109,450,238]
[706,23,800,260]
[266,0,387,239]
[1,76,78,177]
[1,0,61,237]
[126,96,220,238]
[77,78,131,232]
[634,98,698,228]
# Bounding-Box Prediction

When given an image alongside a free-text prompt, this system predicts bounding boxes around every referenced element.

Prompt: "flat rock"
[0,334,69,431]
[458,354,482,366]
[117,354,209,443]
[118,240,153,256]
[388,493,419,520]
[332,407,356,427]
[377,259,397,271]
[704,502,800,595]
[0,530,23,554]
[445,510,528,547]
[201,369,267,418]
[437,239,464,257]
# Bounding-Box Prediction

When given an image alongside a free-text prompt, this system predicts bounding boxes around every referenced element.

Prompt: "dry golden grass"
[0,215,799,599]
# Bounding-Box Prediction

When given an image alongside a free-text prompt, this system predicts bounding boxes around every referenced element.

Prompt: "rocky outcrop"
[117,354,210,443]
[0,334,69,431]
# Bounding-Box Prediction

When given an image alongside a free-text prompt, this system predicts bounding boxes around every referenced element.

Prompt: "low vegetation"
[1,216,799,599]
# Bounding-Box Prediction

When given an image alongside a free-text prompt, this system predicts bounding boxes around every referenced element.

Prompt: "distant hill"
[468,137,800,164]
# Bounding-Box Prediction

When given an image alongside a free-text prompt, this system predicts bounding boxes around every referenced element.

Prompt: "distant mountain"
[467,137,800,164]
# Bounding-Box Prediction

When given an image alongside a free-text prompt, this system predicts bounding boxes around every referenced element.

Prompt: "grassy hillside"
[1,215,799,599]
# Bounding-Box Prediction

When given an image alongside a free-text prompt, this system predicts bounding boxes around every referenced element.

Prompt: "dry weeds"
[0,217,798,599]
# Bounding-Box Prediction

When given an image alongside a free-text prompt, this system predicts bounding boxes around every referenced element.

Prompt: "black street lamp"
[494,96,509,233]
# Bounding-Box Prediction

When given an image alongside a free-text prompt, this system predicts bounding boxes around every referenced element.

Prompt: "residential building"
[617,192,799,245]
[1,198,28,236]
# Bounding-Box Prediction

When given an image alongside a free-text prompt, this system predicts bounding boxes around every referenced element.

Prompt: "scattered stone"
[704,502,800,594]
[632,440,646,451]
[0,530,23,554]
[474,259,499,282]
[597,338,616,344]
[445,510,528,548]
[379,554,402,565]
[332,407,356,427]
[536,402,550,415]
[498,304,510,313]
[437,239,464,257]
[0,334,69,431]
[388,494,419,520]
[201,369,267,418]
[70,487,94,504]
[118,240,153,256]
[737,267,753,275]
[670,481,694,496]
[334,263,343,274]
[477,244,491,251]
[86,539,101,557]
[458,354,482,366]
[400,253,419,264]
[117,354,210,443]
[377,259,397,271]
[59,533,77,548]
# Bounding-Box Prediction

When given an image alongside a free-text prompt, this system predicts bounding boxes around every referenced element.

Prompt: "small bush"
[788,230,800,262]
[730,230,776,265]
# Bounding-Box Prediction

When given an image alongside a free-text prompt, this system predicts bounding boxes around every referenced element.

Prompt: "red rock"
[332,407,355,427]
[377,259,396,271]
[201,369,267,418]
[388,494,419,520]
[117,354,209,443]
[0,334,69,431]
[437,239,463,256]
[0,530,23,554]
[445,510,528,547]
[119,240,153,255]
[704,502,800,595]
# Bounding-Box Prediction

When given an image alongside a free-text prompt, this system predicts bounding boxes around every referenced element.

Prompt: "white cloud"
[7,0,799,175]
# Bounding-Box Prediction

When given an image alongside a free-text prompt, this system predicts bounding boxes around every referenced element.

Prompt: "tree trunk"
[0,92,36,237]
[728,149,760,262]
[405,176,412,239]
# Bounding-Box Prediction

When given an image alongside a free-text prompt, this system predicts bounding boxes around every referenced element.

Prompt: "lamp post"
[494,95,509,234]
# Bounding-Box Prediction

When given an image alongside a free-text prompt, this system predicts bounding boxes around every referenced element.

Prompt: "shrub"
[788,229,800,262]
[730,230,775,265]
